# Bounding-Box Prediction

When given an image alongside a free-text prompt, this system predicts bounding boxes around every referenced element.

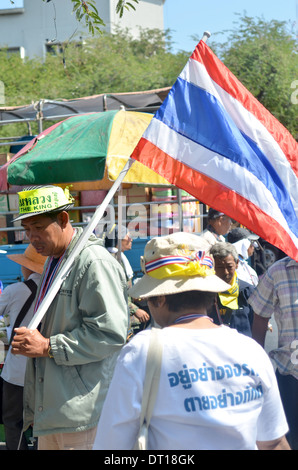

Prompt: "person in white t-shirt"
[227,227,259,287]
[92,232,290,451]
[200,208,232,247]
[0,244,46,450]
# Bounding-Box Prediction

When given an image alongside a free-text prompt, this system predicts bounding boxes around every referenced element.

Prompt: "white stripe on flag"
[143,118,298,248]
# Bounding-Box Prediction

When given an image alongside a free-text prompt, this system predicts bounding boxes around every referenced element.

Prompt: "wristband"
[48,341,54,359]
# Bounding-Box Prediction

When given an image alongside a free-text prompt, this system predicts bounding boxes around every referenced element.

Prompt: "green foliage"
[0,14,297,141]
[0,28,187,103]
[71,0,105,35]
[0,28,188,142]
[116,0,139,18]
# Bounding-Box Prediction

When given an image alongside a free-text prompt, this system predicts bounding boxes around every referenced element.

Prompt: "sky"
[163,0,297,53]
[0,0,23,8]
[1,0,297,53]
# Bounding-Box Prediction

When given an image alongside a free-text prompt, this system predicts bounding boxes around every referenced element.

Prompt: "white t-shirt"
[233,239,259,287]
[0,273,40,386]
[200,229,225,247]
[93,326,288,450]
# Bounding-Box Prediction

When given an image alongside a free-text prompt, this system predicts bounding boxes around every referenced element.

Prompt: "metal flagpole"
[28,158,134,330]
[200,30,211,226]
[202,31,211,42]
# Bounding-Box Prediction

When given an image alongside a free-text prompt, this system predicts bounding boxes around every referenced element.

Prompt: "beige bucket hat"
[129,232,230,299]
[7,244,47,274]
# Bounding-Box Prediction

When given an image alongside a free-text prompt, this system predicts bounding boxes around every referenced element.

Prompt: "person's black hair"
[149,290,216,313]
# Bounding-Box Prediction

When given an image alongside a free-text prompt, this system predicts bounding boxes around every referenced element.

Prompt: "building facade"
[0,0,165,60]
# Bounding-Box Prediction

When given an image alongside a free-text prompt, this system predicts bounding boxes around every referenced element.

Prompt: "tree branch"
[42,0,139,35]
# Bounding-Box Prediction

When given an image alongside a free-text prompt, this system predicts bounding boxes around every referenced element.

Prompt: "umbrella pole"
[117,186,123,262]
[28,158,134,330]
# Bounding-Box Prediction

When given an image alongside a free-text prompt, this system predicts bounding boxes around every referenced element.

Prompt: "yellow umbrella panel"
[105,110,170,186]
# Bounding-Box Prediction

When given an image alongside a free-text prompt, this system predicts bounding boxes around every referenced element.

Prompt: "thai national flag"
[131,40,298,261]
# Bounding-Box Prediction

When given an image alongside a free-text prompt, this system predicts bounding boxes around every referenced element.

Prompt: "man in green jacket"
[11,185,129,450]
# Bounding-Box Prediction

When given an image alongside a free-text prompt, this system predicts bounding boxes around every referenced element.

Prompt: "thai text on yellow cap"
[18,186,74,215]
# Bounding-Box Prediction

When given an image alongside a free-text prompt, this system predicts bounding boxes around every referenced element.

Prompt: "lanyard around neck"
[34,230,76,314]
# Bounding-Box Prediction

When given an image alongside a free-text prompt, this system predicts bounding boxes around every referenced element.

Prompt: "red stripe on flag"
[132,138,298,261]
[191,42,298,175]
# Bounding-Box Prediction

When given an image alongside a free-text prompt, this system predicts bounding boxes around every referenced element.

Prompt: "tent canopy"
[0,88,171,125]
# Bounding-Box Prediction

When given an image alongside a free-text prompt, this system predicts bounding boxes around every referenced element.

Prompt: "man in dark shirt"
[209,242,254,336]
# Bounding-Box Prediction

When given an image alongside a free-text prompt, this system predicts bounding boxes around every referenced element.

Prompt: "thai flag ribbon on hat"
[145,251,215,279]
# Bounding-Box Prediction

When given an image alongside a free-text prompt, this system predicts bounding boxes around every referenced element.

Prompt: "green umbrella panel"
[7,111,115,185]
[7,110,170,187]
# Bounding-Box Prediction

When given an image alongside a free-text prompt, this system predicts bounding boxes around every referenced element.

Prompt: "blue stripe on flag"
[155,77,298,237]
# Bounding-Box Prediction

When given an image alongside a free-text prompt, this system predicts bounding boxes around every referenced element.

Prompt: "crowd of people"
[0,186,296,451]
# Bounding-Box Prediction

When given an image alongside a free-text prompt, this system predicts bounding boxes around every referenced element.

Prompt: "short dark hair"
[207,208,225,220]
[149,290,216,313]
[36,210,64,221]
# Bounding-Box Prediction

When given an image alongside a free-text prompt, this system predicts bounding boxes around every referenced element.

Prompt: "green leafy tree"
[0,28,189,142]
[1,13,297,141]
[0,28,188,103]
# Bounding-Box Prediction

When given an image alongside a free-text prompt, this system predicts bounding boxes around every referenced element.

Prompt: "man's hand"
[11,327,50,358]
[134,308,150,323]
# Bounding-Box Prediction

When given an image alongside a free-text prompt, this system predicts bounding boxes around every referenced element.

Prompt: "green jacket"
[23,228,129,436]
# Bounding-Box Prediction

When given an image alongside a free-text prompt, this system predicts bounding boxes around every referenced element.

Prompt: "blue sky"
[0,0,23,8]
[1,0,297,53]
[164,0,297,52]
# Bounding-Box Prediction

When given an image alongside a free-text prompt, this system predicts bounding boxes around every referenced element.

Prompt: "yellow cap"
[14,185,74,221]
